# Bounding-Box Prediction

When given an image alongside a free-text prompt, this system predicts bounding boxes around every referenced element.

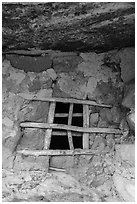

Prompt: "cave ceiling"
[2,2,135,53]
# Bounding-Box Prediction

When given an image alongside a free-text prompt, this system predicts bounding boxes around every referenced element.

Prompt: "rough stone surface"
[46,68,57,81]
[104,47,135,83]
[2,2,135,52]
[6,54,52,73]
[2,47,135,203]
[126,112,135,131]
[53,56,83,73]
[53,73,87,99]
[113,173,135,202]
[119,48,135,82]
[115,144,135,163]
[122,79,135,109]
[89,113,99,127]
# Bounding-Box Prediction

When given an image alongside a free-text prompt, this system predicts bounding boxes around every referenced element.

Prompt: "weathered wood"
[52,131,82,137]
[18,95,112,108]
[67,103,74,150]
[17,149,102,156]
[49,167,66,172]
[20,122,122,134]
[44,102,56,149]
[55,113,83,117]
[83,104,89,149]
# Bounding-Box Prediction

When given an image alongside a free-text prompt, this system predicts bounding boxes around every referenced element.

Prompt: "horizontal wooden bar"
[49,167,66,172]
[18,95,112,107]
[52,131,82,136]
[17,149,102,156]
[55,113,83,117]
[20,122,122,134]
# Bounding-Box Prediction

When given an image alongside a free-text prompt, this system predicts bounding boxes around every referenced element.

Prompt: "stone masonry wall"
[2,47,134,170]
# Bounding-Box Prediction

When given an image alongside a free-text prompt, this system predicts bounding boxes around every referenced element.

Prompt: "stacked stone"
[2,47,134,170]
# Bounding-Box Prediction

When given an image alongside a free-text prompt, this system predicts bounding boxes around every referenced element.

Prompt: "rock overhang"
[2,2,135,53]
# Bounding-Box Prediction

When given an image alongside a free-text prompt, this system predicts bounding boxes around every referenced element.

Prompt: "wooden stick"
[55,113,83,117]
[44,102,56,149]
[17,149,102,156]
[18,95,112,108]
[20,122,122,134]
[67,104,74,150]
[49,167,66,172]
[83,105,89,149]
[52,131,82,137]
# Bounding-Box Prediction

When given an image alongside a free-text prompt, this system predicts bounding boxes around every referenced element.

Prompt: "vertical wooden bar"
[83,104,89,149]
[44,102,56,149]
[67,103,74,150]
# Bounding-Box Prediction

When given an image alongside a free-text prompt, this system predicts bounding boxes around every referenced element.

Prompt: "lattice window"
[18,97,121,157]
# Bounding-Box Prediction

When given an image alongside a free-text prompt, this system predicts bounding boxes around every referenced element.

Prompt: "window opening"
[49,102,83,150]
[55,102,70,113]
[49,135,70,150]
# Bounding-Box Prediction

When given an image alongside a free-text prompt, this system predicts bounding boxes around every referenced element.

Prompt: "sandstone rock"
[28,78,41,92]
[20,101,49,122]
[119,48,135,83]
[98,120,109,128]
[19,75,31,93]
[113,172,135,202]
[47,68,57,81]
[90,81,123,105]
[122,80,135,109]
[92,135,106,151]
[50,51,77,58]
[3,76,20,94]
[18,128,45,150]
[50,156,74,169]
[106,134,115,150]
[53,55,83,73]
[77,61,98,77]
[115,144,135,163]
[78,52,103,77]
[119,118,130,139]
[6,54,52,73]
[2,117,14,128]
[18,92,35,100]
[36,88,53,98]
[3,93,24,121]
[126,112,135,131]
[3,3,134,53]
[100,108,112,123]
[89,133,96,147]
[90,113,99,127]
[86,77,97,97]
[2,59,12,75]
[38,71,51,82]
[54,74,87,99]
[13,154,49,171]
[52,83,71,98]
[104,48,135,83]
[91,174,108,188]
[96,180,116,198]
[27,72,36,81]
[2,146,15,169]
[8,69,26,85]
[110,106,121,124]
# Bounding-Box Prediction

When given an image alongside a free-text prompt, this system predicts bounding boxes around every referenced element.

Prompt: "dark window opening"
[54,116,68,124]
[73,136,83,149]
[72,116,83,127]
[73,104,83,113]
[55,102,70,113]
[49,102,83,150]
[49,135,70,150]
